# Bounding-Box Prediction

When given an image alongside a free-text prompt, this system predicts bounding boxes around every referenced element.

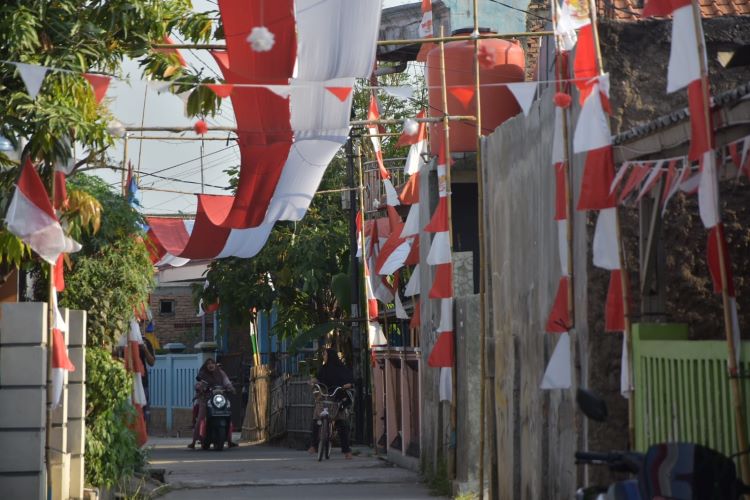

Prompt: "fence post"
[166,354,173,433]
[48,308,70,500]
[67,310,86,500]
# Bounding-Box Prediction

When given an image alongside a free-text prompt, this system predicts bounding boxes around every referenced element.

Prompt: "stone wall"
[149,285,214,349]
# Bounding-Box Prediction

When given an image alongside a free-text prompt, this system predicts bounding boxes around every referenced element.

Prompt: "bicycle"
[312,383,352,461]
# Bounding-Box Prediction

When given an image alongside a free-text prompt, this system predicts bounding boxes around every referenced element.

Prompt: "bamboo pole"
[688,0,750,483]
[152,32,554,51]
[585,0,637,447]
[45,159,55,500]
[473,0,488,495]
[122,134,129,196]
[437,24,458,481]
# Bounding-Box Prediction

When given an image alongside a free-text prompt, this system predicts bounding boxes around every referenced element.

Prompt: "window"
[160,299,175,315]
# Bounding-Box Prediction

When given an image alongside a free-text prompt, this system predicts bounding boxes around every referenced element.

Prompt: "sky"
[100,0,526,216]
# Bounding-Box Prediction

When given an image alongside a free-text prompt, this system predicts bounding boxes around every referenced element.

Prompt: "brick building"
[148,260,215,350]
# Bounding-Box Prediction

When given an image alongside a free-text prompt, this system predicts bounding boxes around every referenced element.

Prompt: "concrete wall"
[482,88,586,499]
[149,285,214,348]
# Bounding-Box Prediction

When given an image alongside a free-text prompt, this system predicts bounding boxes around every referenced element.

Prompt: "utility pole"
[346,134,365,444]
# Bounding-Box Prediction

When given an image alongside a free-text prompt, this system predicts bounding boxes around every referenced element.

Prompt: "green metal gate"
[632,323,750,461]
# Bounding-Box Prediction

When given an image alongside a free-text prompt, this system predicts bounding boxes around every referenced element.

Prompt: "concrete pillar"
[67,310,87,500]
[48,308,70,500]
[0,303,48,500]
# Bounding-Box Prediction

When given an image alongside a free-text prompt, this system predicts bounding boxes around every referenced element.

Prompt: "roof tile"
[603,0,750,19]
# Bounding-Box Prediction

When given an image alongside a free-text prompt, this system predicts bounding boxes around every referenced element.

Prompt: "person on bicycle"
[308,348,354,459]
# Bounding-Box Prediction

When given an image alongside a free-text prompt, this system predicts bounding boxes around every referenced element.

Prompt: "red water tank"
[427,29,526,153]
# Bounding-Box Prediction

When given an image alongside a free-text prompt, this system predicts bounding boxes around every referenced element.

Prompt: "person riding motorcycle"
[188,358,238,449]
[308,348,354,459]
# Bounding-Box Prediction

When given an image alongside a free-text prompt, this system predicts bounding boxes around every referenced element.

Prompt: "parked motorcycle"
[575,388,750,499]
[198,379,232,451]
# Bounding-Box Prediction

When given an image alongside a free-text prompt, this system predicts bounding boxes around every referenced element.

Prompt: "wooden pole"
[472,0,489,495]
[122,134,129,196]
[688,0,750,482]
[438,24,458,481]
[45,159,55,500]
[585,0,636,447]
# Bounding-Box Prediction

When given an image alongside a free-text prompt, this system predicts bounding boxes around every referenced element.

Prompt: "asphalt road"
[148,436,443,499]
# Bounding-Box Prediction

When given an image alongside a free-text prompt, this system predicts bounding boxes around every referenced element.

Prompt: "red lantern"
[554,92,572,108]
[194,120,208,135]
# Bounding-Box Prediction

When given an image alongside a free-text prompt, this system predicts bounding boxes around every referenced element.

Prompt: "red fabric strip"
[83,74,111,104]
[618,163,650,204]
[18,159,56,219]
[399,172,420,205]
[573,24,598,104]
[405,236,420,265]
[605,270,625,332]
[53,255,65,292]
[325,87,352,102]
[53,171,67,210]
[687,78,715,162]
[545,276,571,333]
[642,0,692,17]
[410,298,421,329]
[424,197,449,233]
[206,83,234,98]
[577,146,617,211]
[428,331,454,367]
[429,263,453,299]
[707,223,735,296]
[448,86,475,110]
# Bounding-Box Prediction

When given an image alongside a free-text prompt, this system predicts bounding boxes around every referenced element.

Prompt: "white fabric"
[680,170,701,194]
[506,82,537,117]
[593,208,621,270]
[383,179,400,207]
[155,253,191,268]
[438,298,453,332]
[698,151,720,228]
[294,0,381,81]
[426,231,451,265]
[552,108,565,165]
[419,7,433,38]
[573,79,612,153]
[266,85,292,98]
[405,140,427,176]
[662,161,690,216]
[373,277,394,304]
[129,317,143,343]
[635,161,664,203]
[367,321,387,347]
[555,2,583,51]
[264,136,348,223]
[15,63,48,99]
[378,239,412,276]
[5,188,81,264]
[395,292,409,320]
[51,367,65,409]
[439,367,452,402]
[667,6,705,93]
[381,86,414,101]
[610,161,630,194]
[51,289,67,333]
[437,162,448,196]
[557,220,569,276]
[132,373,148,406]
[290,78,354,135]
[404,264,421,296]
[401,203,421,238]
[620,333,633,399]
[730,297,742,367]
[540,332,572,390]
[217,222,275,258]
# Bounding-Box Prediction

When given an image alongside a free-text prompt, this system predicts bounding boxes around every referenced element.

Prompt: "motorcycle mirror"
[576,388,608,422]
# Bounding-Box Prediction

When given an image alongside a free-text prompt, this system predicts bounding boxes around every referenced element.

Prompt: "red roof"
[603,0,750,20]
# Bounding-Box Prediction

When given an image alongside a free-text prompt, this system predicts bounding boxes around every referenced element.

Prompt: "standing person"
[139,335,156,430]
[308,348,354,459]
[188,358,238,449]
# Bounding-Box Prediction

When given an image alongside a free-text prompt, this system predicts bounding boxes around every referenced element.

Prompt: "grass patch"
[421,454,452,497]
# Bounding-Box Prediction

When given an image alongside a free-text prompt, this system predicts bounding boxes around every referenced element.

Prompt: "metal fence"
[633,323,750,462]
[149,353,204,432]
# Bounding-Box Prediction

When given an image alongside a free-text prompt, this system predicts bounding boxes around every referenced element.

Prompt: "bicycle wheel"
[325,421,332,459]
[318,417,329,462]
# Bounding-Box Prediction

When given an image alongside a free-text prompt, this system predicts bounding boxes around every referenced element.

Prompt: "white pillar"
[0,303,48,500]
[48,308,70,500]
[67,310,86,500]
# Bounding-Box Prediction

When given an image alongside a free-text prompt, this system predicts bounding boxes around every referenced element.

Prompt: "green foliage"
[84,348,145,488]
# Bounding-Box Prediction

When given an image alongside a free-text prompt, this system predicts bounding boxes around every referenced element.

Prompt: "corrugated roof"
[613,81,750,144]
[604,0,750,20]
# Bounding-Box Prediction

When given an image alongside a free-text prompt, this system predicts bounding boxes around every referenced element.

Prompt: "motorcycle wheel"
[213,424,225,451]
[318,417,328,462]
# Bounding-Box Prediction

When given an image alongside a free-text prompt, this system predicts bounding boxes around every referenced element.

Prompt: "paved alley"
[148,437,443,499]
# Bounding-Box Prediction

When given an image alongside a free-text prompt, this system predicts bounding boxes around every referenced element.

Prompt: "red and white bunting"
[50,288,75,408]
[416,0,435,62]
[540,332,572,389]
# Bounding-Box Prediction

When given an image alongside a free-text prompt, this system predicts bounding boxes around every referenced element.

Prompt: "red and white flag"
[367,94,390,180]
[416,0,435,62]
[50,287,75,408]
[5,159,81,264]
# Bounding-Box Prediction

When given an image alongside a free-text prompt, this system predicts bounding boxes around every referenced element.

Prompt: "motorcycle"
[575,387,750,499]
[197,379,232,451]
